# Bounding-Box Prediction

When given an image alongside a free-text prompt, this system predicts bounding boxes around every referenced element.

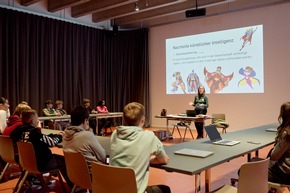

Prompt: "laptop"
[174,148,214,158]
[265,127,277,132]
[204,125,240,146]
[186,110,196,117]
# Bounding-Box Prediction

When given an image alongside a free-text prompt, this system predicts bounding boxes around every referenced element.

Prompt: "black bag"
[160,109,167,116]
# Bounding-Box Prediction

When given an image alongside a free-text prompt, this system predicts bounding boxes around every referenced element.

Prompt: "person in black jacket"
[10,109,73,187]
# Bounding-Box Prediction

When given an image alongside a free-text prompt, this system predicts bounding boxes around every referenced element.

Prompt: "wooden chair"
[63,151,92,193]
[91,161,137,193]
[268,182,290,193]
[172,121,194,141]
[0,136,23,192]
[213,158,270,193]
[16,141,66,193]
[212,113,229,134]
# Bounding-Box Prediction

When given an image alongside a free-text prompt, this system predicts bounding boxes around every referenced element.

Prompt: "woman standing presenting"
[189,86,209,139]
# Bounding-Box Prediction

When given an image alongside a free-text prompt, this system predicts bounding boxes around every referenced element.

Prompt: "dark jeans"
[98,118,112,134]
[268,162,290,185]
[146,185,171,193]
[194,109,207,138]
[43,154,74,188]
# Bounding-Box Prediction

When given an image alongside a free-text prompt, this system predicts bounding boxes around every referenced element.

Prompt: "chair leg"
[56,170,67,193]
[172,125,176,135]
[0,163,9,182]
[71,184,77,193]
[187,126,194,139]
[172,125,182,138]
[16,171,29,193]
[13,170,26,193]
[176,127,182,138]
[183,127,188,141]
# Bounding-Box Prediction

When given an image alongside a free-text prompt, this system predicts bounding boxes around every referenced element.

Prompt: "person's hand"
[189,102,193,106]
[58,131,65,136]
[200,104,204,106]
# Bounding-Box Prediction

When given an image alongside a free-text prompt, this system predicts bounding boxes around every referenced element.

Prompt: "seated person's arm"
[53,109,61,116]
[42,108,50,116]
[42,133,62,147]
[149,136,169,165]
[150,154,169,165]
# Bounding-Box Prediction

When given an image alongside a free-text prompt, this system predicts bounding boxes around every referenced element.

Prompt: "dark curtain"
[0,8,150,126]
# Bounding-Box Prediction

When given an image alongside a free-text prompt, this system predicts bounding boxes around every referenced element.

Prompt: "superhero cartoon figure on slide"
[238,66,260,89]
[240,27,257,51]
[186,70,201,93]
[204,66,234,93]
[171,71,186,94]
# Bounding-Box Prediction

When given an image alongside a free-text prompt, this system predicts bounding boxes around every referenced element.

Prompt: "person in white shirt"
[0,97,9,134]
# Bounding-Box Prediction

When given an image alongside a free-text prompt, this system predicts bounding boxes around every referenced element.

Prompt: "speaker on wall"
[185,8,206,18]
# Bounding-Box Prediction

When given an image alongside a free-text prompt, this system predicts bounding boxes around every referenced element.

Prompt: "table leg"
[195,173,201,193]
[255,150,259,157]
[205,169,211,192]
[95,118,99,135]
[247,153,251,161]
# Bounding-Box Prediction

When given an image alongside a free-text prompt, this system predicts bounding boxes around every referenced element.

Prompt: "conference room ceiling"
[16,0,290,29]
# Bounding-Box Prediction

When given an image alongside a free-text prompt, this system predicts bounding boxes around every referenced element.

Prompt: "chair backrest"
[238,158,270,193]
[91,161,137,193]
[16,141,39,173]
[212,113,226,123]
[0,135,17,164]
[63,151,92,190]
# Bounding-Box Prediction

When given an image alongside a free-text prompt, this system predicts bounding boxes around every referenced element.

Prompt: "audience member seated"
[96,100,112,136]
[3,103,31,136]
[10,109,73,188]
[110,102,171,193]
[5,98,10,118]
[42,99,61,130]
[62,105,106,171]
[83,98,97,134]
[0,97,9,134]
[55,100,70,130]
[268,102,290,185]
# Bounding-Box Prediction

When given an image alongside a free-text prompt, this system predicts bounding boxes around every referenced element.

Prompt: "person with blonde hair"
[3,103,31,135]
[110,102,171,193]
[55,100,67,115]
[268,102,290,185]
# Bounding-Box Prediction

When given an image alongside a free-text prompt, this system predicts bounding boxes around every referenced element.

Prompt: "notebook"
[265,128,277,132]
[204,125,240,146]
[174,148,214,158]
[186,110,196,117]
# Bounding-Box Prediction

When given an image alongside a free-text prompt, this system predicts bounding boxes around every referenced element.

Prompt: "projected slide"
[166,25,264,94]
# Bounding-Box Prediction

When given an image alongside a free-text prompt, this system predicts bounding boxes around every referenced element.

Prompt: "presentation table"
[151,123,278,193]
[155,114,213,138]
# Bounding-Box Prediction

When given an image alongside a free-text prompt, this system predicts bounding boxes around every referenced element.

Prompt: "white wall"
[149,3,290,131]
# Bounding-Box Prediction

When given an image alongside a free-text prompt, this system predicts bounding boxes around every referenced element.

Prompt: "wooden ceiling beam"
[92,0,186,23]
[48,0,90,12]
[71,0,138,18]
[20,0,41,6]
[114,0,227,25]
